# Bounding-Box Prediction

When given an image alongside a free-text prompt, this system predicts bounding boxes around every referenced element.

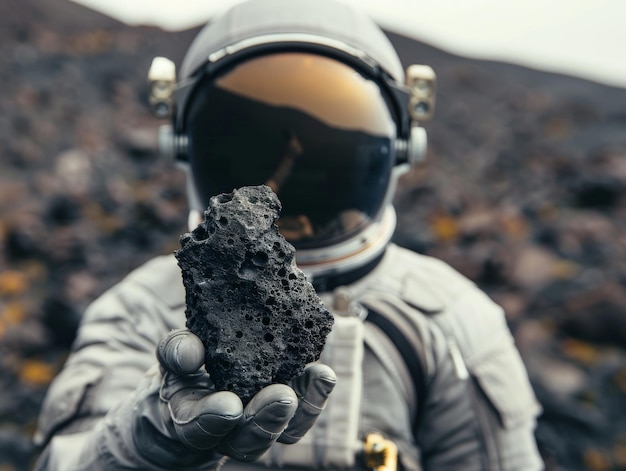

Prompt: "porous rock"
[175,185,333,403]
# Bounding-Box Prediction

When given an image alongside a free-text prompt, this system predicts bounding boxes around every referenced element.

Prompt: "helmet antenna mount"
[395,65,436,167]
[406,65,437,122]
[148,57,176,119]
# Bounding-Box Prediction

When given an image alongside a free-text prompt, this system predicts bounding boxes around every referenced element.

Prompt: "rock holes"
[216,193,234,204]
[251,251,268,267]
[239,261,258,278]
[202,266,213,280]
[192,225,210,241]
[239,251,269,277]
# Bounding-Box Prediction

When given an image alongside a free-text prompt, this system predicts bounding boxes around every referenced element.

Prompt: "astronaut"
[33,0,544,469]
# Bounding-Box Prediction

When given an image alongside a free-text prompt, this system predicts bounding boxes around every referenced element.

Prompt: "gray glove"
[96,329,336,470]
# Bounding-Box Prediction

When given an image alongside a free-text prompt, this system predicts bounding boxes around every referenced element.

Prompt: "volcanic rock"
[175,185,333,403]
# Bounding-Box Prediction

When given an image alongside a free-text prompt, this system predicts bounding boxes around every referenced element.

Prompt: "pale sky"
[72,0,626,89]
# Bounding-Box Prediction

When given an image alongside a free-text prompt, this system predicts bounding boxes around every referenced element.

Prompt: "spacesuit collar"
[309,251,386,293]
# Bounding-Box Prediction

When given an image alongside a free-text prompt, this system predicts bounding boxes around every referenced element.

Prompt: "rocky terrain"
[0,0,625,469]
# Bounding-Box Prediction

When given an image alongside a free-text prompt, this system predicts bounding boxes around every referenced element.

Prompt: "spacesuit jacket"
[33,243,543,470]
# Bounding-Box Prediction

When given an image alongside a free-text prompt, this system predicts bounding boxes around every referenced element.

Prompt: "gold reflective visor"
[216,53,395,137]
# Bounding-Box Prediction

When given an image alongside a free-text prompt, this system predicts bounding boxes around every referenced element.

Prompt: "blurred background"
[0,0,625,469]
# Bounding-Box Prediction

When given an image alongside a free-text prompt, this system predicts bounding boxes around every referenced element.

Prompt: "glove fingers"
[170,388,244,451]
[218,384,298,461]
[278,363,337,444]
[158,329,244,451]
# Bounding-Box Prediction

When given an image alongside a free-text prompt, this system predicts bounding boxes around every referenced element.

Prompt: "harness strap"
[362,303,428,427]
[363,322,415,417]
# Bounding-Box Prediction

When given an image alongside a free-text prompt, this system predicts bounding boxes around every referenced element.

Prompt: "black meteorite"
[175,185,333,403]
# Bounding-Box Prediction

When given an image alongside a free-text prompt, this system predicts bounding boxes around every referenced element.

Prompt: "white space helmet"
[149,0,436,285]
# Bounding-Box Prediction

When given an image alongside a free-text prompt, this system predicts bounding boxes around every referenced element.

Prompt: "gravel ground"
[1,0,625,470]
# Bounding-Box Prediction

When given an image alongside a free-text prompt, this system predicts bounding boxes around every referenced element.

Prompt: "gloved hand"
[95,329,336,470]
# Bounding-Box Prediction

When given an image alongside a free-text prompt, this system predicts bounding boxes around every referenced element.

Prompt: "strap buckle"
[364,432,398,471]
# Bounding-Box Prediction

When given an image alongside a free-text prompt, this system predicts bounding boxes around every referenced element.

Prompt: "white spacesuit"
[33,0,544,469]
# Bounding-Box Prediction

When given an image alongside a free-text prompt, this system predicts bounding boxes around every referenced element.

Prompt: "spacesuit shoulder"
[121,253,185,310]
[369,243,479,313]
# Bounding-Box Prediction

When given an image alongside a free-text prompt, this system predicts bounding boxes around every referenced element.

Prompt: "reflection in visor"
[185,53,397,249]
[215,54,395,136]
[265,133,303,193]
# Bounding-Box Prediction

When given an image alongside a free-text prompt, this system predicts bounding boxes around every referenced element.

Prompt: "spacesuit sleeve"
[32,255,186,470]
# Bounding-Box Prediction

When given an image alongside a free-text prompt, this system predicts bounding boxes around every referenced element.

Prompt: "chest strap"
[361,300,428,427]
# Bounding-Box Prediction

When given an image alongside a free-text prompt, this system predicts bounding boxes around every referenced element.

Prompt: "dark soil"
[1,0,625,470]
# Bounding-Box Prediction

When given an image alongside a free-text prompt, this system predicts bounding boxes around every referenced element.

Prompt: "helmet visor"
[185,52,397,249]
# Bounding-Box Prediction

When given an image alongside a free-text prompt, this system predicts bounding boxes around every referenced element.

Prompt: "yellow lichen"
[0,271,28,297]
[561,338,602,366]
[1,302,26,326]
[583,448,611,471]
[431,214,458,242]
[19,360,56,387]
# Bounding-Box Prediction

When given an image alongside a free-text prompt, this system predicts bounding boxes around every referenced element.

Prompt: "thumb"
[157,329,205,375]
[157,329,244,452]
